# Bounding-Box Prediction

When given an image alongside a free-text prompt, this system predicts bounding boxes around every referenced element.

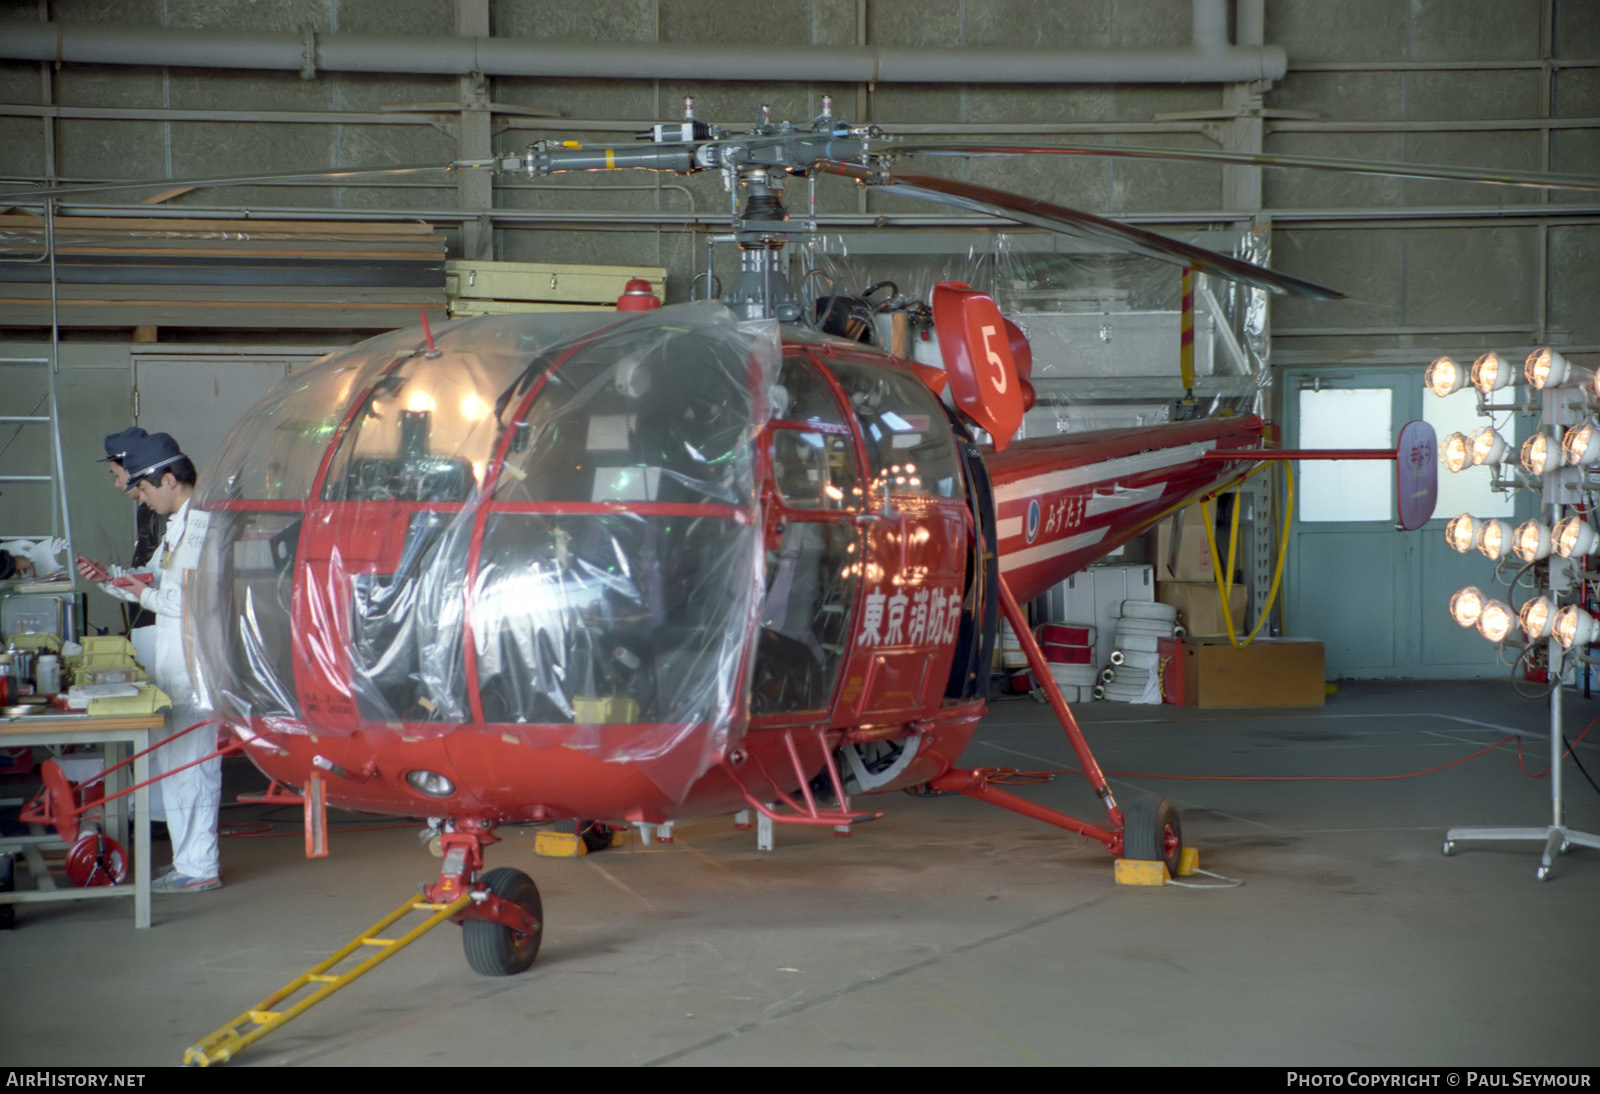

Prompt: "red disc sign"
[932,281,1027,451]
[1396,419,1438,531]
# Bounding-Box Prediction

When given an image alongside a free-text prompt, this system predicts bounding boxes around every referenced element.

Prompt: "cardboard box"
[1153,504,1217,582]
[1179,637,1325,709]
[1157,580,1246,638]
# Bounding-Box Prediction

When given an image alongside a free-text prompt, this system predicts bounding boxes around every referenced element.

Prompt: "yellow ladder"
[184,890,472,1066]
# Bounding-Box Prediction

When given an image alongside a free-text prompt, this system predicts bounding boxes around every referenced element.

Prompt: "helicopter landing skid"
[927,767,1119,852]
[927,577,1139,860]
[723,727,884,831]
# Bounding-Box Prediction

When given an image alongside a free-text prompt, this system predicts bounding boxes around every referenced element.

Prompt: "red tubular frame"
[19,719,243,843]
[927,575,1124,856]
[723,728,882,827]
[1204,448,1396,461]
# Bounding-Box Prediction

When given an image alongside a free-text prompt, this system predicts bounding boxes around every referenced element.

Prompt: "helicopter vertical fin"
[932,281,1028,451]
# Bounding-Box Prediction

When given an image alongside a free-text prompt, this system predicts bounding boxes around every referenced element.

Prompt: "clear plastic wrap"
[805,229,1271,433]
[187,303,778,802]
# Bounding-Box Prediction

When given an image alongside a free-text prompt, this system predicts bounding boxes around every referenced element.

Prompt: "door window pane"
[822,358,965,500]
[771,428,857,510]
[1298,387,1393,522]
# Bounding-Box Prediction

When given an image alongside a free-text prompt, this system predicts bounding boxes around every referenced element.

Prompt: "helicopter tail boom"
[982,415,1266,605]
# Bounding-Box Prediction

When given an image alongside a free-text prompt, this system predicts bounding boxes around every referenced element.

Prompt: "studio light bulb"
[1521,432,1551,476]
[1445,513,1479,554]
[1477,600,1515,643]
[1512,520,1552,562]
[1553,605,1599,650]
[1519,596,1554,640]
[1476,518,1512,560]
[1562,422,1600,466]
[1442,432,1472,474]
[1525,347,1572,390]
[1450,586,1485,628]
[1554,515,1599,559]
[1468,426,1509,467]
[1426,355,1466,397]
[1471,351,1513,394]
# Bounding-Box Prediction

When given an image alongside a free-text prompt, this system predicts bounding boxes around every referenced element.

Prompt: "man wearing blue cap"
[78,432,220,893]
[99,428,164,590]
[95,427,165,642]
[85,428,169,826]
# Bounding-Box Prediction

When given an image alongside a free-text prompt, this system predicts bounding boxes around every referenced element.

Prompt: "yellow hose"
[1197,460,1295,648]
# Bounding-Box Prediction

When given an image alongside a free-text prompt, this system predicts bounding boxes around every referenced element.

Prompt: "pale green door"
[1284,367,1525,679]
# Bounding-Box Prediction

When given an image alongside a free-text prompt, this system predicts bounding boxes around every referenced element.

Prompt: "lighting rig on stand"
[1427,348,1600,880]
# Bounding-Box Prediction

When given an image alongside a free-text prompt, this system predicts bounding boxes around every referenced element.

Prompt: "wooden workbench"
[0,712,160,928]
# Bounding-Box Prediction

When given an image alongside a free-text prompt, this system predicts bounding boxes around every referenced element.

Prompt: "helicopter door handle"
[855,510,911,569]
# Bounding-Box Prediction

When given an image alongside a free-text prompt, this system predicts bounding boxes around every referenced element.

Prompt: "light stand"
[1442,380,1600,880]
[1443,643,1600,879]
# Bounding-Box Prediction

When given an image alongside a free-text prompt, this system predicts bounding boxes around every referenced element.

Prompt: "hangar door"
[1284,367,1527,679]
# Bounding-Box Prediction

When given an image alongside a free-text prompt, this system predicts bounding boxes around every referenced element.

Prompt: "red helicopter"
[20,100,1538,1063]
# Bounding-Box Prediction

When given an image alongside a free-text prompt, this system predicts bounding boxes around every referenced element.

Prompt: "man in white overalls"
[100,433,220,892]
[94,427,168,825]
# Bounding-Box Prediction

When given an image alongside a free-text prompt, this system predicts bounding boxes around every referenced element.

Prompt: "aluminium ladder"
[0,354,73,557]
[2,204,74,563]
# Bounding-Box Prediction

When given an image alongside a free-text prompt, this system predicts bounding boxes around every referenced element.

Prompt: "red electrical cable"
[972,715,1598,785]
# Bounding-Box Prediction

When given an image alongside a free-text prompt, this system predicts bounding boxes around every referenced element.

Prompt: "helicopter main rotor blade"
[821,162,1344,300]
[0,162,490,203]
[888,141,1600,193]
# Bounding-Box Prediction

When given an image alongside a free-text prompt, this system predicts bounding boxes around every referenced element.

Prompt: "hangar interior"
[0,0,1597,1069]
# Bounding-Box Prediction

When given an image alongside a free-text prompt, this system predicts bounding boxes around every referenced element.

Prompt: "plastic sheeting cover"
[187,303,778,802]
[805,229,1272,430]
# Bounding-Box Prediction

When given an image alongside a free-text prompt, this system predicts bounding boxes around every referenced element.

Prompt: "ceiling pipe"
[0,1,1286,86]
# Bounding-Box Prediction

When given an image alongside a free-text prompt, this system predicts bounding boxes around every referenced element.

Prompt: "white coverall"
[129,625,163,819]
[136,500,219,880]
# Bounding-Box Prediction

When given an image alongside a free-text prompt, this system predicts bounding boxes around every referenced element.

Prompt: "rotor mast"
[509,95,875,321]
[722,169,801,322]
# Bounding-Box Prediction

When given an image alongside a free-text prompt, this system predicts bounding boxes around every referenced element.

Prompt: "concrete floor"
[2,679,1598,1068]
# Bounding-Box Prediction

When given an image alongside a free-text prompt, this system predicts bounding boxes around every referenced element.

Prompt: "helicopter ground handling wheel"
[65,831,129,887]
[1123,796,1183,877]
[463,867,544,976]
